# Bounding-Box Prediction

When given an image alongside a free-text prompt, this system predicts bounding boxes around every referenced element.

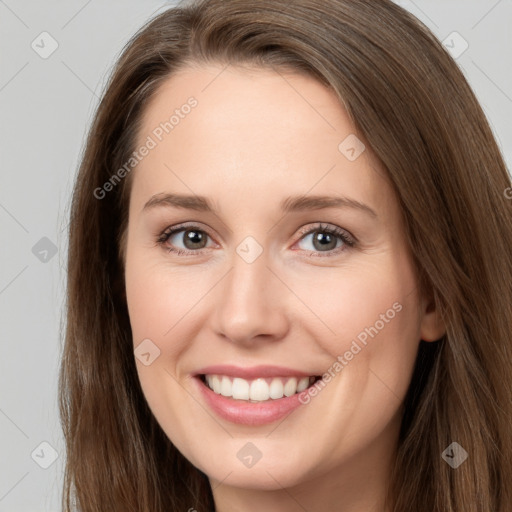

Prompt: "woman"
[59,0,512,510]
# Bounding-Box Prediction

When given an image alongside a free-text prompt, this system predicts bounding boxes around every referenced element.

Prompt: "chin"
[188,441,314,490]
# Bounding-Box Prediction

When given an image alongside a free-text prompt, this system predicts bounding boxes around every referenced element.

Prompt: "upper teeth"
[204,375,314,401]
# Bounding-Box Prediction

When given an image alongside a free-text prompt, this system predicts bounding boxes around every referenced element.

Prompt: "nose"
[212,246,290,346]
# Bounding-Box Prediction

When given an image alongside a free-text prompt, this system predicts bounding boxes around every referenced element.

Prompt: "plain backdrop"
[1,1,511,510]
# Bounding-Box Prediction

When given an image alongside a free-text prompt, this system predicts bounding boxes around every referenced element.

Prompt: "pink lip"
[194,364,314,379]
[194,375,308,426]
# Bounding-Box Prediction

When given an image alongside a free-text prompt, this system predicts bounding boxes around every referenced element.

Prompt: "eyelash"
[156,222,356,258]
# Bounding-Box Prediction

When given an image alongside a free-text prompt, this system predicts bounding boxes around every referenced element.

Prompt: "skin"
[123,63,445,512]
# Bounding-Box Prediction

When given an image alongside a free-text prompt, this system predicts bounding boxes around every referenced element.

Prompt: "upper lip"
[194,364,318,379]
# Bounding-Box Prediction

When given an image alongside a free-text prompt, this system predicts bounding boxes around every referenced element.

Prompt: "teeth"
[220,376,231,397]
[232,377,250,400]
[203,375,314,401]
[284,377,297,397]
[269,378,284,399]
[296,376,309,392]
[211,375,221,394]
[250,379,269,401]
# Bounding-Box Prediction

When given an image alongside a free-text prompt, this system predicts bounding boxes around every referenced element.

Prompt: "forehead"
[137,64,348,152]
[131,64,394,219]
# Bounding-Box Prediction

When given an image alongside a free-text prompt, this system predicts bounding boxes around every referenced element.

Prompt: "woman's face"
[124,64,444,494]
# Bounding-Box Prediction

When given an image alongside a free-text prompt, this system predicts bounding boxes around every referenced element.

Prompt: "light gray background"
[1,1,511,510]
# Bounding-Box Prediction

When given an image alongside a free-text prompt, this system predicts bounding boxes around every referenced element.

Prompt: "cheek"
[288,258,421,455]
[300,251,422,410]
[124,251,206,450]
[298,258,419,353]
[124,249,201,351]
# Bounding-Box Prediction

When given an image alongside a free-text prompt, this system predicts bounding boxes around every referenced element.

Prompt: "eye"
[294,223,355,257]
[156,224,215,256]
[156,222,356,257]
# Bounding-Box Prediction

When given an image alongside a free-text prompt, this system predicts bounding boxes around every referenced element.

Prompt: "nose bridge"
[213,235,288,343]
[231,241,268,297]
[224,239,272,316]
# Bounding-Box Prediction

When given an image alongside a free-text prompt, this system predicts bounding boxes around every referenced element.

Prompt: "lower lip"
[194,376,307,426]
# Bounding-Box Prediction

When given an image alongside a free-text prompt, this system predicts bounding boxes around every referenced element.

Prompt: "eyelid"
[156,222,218,254]
[294,222,356,246]
[156,221,356,256]
[157,221,214,243]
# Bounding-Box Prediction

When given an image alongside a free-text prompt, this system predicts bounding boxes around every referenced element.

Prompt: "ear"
[419,290,446,342]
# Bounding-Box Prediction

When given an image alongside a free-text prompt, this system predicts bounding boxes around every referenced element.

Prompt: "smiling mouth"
[198,374,322,402]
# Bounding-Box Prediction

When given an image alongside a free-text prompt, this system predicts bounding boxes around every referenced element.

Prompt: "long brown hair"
[59,0,512,510]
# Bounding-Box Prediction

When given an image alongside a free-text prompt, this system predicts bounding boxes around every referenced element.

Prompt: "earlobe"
[419,296,446,342]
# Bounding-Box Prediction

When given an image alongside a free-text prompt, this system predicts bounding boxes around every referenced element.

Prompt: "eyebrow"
[142,193,378,218]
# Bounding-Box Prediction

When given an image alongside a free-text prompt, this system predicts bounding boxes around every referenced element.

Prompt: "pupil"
[185,230,205,249]
[314,232,336,251]
[181,230,338,251]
